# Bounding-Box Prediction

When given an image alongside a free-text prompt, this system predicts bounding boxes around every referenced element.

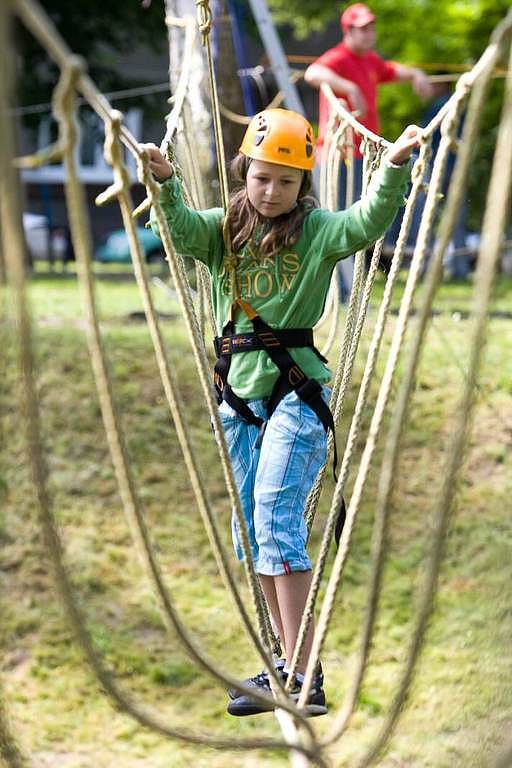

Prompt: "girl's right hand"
[387,125,422,166]
[139,142,174,182]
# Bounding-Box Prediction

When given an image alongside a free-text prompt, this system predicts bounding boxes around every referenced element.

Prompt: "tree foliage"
[14,0,168,113]
[262,0,510,229]
[13,0,510,230]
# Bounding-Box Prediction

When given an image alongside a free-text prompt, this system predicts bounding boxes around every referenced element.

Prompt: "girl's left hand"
[139,142,174,182]
[387,125,422,166]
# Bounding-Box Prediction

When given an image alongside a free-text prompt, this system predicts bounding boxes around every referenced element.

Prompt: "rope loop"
[410,139,432,184]
[100,108,131,200]
[52,54,84,143]
[195,0,213,44]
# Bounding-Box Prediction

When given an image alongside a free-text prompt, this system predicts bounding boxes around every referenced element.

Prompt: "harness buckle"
[214,372,224,392]
[288,365,306,387]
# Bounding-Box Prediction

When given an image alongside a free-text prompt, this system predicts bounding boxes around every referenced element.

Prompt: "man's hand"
[139,142,173,182]
[347,83,367,119]
[411,69,434,100]
[304,63,367,118]
[396,64,434,101]
[387,124,422,166]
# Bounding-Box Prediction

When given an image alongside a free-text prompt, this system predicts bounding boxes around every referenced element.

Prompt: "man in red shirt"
[305,3,432,159]
[304,3,431,297]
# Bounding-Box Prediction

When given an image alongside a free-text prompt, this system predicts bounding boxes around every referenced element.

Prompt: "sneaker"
[288,666,327,717]
[227,665,327,717]
[227,658,286,700]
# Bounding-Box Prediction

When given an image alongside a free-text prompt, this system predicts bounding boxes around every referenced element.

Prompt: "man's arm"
[304,62,367,118]
[393,64,433,100]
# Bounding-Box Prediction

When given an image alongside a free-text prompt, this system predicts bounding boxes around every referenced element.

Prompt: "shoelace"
[285,672,324,696]
[248,671,271,689]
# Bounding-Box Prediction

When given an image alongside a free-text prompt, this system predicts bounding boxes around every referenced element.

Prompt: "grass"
[1,269,511,767]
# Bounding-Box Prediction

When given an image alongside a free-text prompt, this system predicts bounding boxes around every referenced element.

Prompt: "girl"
[142,109,420,717]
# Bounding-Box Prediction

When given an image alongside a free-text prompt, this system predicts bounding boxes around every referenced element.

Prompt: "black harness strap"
[213,298,338,477]
[214,328,326,358]
[213,322,264,428]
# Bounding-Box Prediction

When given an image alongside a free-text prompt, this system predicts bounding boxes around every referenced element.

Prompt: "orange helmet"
[239,109,316,171]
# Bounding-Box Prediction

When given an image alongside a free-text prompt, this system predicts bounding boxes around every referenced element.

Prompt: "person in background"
[414,79,469,279]
[304,2,432,296]
[387,78,469,280]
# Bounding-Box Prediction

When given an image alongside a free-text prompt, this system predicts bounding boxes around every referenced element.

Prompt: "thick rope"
[291,148,390,681]
[1,8,310,759]
[177,103,217,336]
[101,2,280,676]
[304,142,384,531]
[353,19,512,765]
[5,0,512,763]
[0,10,32,768]
[143,170,289,693]
[298,74,469,713]
[195,0,230,211]
[314,118,350,355]
[8,5,316,745]
[104,110,282,685]
[302,139,432,740]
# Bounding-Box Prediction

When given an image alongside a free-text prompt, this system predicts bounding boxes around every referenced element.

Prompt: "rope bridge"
[1,0,511,766]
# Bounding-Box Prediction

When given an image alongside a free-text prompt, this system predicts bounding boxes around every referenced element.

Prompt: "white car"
[22,213,50,262]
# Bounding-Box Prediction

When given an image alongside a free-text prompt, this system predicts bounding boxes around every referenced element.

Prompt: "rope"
[195,0,230,212]
[4,0,512,764]
[305,139,432,742]
[141,168,296,703]
[292,148,388,680]
[8,0,316,746]
[0,11,32,768]
[352,17,512,764]
[25,10,299,743]
[298,72,470,714]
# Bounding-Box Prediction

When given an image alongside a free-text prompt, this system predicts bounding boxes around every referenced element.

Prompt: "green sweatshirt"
[150,162,410,399]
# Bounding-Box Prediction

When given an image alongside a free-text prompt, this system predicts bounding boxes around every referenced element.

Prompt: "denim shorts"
[218,387,330,576]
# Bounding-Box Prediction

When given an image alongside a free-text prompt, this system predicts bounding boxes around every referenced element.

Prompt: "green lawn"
[1,271,511,767]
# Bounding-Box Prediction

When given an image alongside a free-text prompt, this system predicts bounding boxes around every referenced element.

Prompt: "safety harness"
[213,298,338,477]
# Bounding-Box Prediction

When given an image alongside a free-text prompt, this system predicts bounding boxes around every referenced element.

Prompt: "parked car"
[95,227,164,264]
[23,213,50,262]
[22,215,75,267]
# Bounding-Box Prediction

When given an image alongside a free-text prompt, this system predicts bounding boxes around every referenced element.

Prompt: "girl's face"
[246,159,303,218]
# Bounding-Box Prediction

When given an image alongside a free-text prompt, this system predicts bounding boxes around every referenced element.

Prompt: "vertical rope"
[195,0,230,211]
[299,88,470,711]
[0,5,37,765]
[353,33,511,767]
[311,140,432,743]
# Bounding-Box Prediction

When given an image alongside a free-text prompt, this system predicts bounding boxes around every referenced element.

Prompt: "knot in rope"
[410,139,432,184]
[53,55,85,136]
[103,110,123,165]
[334,121,352,152]
[136,147,161,204]
[95,109,132,207]
[195,0,212,44]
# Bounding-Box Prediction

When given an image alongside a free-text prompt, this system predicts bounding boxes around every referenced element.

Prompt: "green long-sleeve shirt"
[150,162,410,399]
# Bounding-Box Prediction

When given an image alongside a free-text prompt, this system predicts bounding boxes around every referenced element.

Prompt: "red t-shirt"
[315,42,398,157]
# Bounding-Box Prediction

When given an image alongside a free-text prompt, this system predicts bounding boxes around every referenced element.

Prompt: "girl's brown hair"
[225,154,319,259]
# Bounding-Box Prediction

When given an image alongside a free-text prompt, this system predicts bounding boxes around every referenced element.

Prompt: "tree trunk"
[165,0,213,182]
[212,0,246,164]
